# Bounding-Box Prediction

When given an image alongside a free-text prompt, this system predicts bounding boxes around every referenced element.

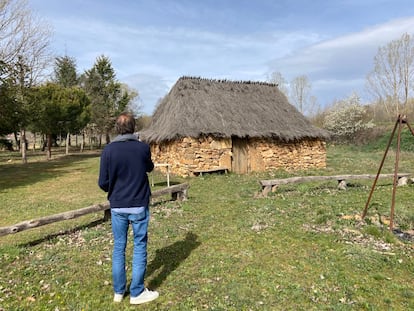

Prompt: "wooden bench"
[0,183,190,237]
[193,167,229,176]
[259,173,411,197]
[150,182,189,202]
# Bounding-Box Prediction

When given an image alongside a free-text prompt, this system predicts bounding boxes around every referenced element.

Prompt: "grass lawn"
[0,145,413,310]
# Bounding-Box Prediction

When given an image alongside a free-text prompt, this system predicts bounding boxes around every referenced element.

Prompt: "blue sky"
[29,0,414,115]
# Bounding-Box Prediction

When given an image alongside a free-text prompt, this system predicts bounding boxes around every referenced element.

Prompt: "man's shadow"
[146,231,201,289]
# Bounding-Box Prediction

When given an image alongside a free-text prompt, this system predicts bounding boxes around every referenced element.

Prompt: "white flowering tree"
[323,93,374,142]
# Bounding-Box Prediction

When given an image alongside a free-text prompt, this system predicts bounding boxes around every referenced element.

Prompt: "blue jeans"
[111,207,149,297]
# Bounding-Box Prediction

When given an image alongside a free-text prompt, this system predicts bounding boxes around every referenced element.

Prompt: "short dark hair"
[115,112,136,134]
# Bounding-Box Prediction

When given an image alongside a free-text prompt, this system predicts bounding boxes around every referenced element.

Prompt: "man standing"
[98,112,159,305]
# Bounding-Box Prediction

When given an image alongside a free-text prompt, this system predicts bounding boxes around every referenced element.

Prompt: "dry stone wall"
[248,137,326,171]
[150,136,232,177]
[150,136,326,177]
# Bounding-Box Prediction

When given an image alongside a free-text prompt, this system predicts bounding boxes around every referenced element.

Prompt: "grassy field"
[0,144,413,310]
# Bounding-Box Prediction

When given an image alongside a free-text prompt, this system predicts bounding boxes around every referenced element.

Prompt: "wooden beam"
[151,183,189,199]
[151,183,189,202]
[0,203,109,237]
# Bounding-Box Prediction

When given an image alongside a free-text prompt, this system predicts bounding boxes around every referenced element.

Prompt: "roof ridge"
[178,76,278,87]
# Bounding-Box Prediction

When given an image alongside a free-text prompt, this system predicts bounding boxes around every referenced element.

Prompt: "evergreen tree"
[81,55,135,144]
[53,56,78,87]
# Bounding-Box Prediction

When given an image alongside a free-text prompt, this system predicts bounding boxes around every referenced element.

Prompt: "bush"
[353,126,387,146]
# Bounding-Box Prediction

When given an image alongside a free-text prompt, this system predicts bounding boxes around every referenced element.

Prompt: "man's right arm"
[98,149,109,192]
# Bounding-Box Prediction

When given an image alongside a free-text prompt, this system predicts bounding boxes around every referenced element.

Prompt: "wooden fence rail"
[0,183,189,237]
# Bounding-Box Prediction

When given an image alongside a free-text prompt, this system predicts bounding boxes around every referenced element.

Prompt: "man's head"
[115,112,136,135]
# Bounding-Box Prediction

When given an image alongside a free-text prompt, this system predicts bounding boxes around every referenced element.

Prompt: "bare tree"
[290,75,312,115]
[399,33,414,109]
[0,0,53,163]
[267,71,289,97]
[366,32,414,118]
[307,95,319,118]
[0,0,52,81]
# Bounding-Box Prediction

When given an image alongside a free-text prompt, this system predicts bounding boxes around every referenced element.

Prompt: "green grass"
[362,125,414,153]
[0,145,413,310]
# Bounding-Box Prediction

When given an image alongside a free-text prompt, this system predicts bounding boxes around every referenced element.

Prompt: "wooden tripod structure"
[362,115,414,231]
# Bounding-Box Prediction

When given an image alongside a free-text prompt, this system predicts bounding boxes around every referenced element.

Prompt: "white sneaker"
[113,293,124,302]
[130,288,159,304]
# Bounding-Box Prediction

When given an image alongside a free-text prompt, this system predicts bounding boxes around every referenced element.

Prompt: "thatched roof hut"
[141,76,328,176]
[142,76,328,143]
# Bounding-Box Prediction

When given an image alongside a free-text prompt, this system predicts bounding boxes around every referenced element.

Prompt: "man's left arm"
[146,146,154,173]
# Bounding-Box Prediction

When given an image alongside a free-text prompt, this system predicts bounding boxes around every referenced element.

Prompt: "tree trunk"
[46,134,52,160]
[20,129,27,164]
[32,132,36,150]
[80,132,84,152]
[105,132,110,144]
[41,135,46,151]
[66,132,70,155]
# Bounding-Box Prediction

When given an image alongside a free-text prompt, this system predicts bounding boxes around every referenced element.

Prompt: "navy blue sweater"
[98,135,154,208]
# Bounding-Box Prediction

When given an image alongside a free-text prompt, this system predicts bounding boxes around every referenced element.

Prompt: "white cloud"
[123,73,173,115]
[271,17,414,77]
[268,17,414,105]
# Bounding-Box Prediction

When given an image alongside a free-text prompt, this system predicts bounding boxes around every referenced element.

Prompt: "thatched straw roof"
[140,76,329,143]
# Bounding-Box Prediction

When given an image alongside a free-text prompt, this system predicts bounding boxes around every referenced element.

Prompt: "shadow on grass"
[0,151,101,191]
[146,231,201,289]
